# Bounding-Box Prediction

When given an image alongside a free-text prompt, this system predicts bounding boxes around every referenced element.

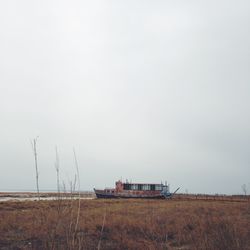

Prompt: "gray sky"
[0,0,250,194]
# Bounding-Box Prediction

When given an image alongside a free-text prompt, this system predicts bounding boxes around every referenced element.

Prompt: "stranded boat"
[94,180,180,199]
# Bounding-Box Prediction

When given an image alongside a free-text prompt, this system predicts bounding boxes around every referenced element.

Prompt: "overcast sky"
[0,0,249,194]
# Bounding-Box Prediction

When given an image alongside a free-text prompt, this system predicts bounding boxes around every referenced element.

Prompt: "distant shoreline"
[0,191,96,202]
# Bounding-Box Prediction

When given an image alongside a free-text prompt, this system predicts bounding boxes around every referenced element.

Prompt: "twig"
[31,136,40,201]
[97,208,107,250]
[55,146,60,195]
[73,148,81,247]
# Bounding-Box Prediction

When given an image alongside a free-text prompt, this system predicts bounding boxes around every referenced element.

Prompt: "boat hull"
[94,189,167,199]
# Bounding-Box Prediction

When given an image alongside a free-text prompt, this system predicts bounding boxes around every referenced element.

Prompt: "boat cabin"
[115,180,167,192]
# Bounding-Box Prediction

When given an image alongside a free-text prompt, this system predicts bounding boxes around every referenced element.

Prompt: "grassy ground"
[0,198,249,249]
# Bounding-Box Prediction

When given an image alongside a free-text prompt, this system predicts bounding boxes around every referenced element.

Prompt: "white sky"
[0,0,250,194]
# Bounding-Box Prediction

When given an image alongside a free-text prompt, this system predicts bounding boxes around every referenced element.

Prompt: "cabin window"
[124,184,130,190]
[155,185,162,191]
[142,184,150,190]
[124,183,161,191]
[131,184,138,190]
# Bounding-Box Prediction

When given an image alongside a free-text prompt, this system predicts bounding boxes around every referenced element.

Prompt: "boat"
[94,180,180,199]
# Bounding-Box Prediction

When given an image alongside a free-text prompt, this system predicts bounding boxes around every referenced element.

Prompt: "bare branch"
[73,148,81,247]
[55,146,60,194]
[31,137,40,201]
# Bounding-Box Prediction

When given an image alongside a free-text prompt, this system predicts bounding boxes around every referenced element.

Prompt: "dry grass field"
[0,197,249,250]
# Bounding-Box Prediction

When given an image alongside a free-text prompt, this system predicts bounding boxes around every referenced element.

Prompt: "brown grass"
[0,198,249,250]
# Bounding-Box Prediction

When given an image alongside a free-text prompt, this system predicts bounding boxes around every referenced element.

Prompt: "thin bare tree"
[97,208,107,250]
[31,136,40,201]
[55,146,60,194]
[72,148,81,247]
[241,184,247,196]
